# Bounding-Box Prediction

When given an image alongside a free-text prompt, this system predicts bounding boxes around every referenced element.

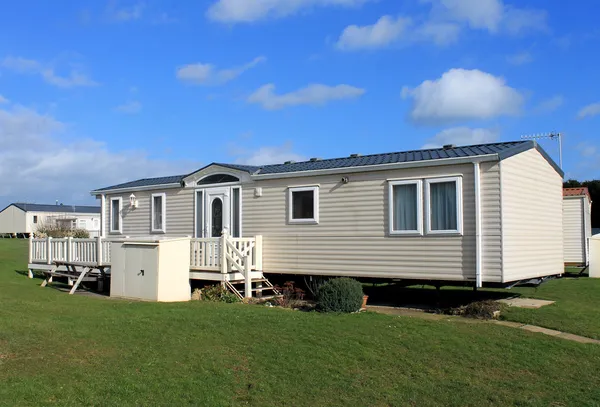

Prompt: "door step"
[225,275,280,299]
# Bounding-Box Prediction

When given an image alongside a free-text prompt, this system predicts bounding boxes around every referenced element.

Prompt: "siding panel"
[105,188,194,237]
[501,149,563,281]
[244,163,503,282]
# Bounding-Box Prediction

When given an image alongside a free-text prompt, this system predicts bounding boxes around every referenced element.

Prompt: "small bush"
[316,278,364,313]
[34,223,90,238]
[201,284,240,303]
[448,300,503,319]
[272,281,305,308]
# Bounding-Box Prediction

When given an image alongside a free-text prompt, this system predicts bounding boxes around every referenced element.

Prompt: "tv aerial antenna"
[520,132,563,169]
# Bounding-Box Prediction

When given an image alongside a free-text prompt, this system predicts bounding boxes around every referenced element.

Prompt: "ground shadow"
[363,284,521,311]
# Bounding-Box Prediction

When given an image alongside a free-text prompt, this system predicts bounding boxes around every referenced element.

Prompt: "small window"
[288,186,319,224]
[33,215,38,224]
[110,197,122,234]
[151,193,166,233]
[389,180,423,235]
[426,177,463,234]
[231,187,241,237]
[78,219,87,229]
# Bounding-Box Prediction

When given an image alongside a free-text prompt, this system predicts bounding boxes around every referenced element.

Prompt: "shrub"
[272,281,305,308]
[201,284,240,303]
[447,300,503,319]
[316,278,364,313]
[34,223,90,238]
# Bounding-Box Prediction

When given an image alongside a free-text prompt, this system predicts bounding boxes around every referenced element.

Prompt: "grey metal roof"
[255,141,527,175]
[93,175,185,192]
[8,203,100,214]
[91,141,562,192]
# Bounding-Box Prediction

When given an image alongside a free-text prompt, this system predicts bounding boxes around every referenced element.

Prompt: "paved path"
[367,305,600,345]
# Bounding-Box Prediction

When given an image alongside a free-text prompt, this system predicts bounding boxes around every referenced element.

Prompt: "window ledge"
[389,231,423,237]
[288,219,319,225]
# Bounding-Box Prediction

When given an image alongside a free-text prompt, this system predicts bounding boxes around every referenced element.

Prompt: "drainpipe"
[474,162,483,288]
[100,194,106,238]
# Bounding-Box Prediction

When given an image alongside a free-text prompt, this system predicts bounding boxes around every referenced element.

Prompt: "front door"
[205,187,230,237]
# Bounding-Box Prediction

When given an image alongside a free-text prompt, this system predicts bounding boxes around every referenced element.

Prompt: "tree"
[563,179,600,228]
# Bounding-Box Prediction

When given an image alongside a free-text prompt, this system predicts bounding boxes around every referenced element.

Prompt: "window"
[197,174,240,185]
[93,219,100,230]
[151,193,166,233]
[389,180,423,235]
[195,190,204,238]
[33,215,38,224]
[425,177,463,234]
[110,197,122,234]
[231,187,241,237]
[288,186,319,224]
[78,219,87,229]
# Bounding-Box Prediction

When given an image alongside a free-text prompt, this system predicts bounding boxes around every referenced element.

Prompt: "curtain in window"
[153,196,163,230]
[430,181,457,231]
[393,184,417,231]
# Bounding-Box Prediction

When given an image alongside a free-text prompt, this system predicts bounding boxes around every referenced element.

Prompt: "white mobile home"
[0,203,101,237]
[563,188,593,265]
[85,140,563,289]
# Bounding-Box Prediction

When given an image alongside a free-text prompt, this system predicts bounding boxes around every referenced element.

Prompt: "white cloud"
[401,68,523,124]
[230,142,306,166]
[1,56,98,88]
[248,83,365,110]
[576,142,597,158]
[0,95,8,104]
[534,95,563,114]
[115,101,142,114]
[422,127,499,148]
[506,51,533,65]
[206,0,371,23]
[176,56,265,86]
[577,102,600,119]
[425,0,548,34]
[107,1,145,21]
[413,21,461,45]
[0,105,195,206]
[336,15,411,50]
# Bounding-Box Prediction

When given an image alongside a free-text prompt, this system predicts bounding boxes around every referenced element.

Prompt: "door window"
[211,198,223,237]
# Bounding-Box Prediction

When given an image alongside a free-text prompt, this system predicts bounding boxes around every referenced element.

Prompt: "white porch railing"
[29,236,111,266]
[189,233,263,273]
[29,233,263,286]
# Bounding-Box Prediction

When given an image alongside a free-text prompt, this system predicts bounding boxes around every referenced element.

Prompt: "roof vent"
[443,144,456,150]
[349,153,361,158]
[309,157,322,162]
[284,160,296,165]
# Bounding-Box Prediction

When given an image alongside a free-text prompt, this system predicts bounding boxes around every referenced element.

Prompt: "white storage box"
[110,237,191,301]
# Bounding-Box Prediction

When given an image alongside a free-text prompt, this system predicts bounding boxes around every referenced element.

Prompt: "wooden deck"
[28,234,265,289]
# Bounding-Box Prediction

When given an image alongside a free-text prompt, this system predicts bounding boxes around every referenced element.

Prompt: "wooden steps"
[225,276,280,300]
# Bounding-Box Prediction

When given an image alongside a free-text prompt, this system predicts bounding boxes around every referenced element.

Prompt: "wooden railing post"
[220,229,228,274]
[255,235,263,271]
[28,235,34,278]
[67,237,73,262]
[244,256,252,299]
[96,236,102,265]
[46,236,53,265]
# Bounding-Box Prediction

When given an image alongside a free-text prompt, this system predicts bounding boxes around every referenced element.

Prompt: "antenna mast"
[520,132,563,169]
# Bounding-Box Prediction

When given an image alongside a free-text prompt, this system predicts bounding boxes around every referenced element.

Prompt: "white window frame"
[230,186,242,238]
[288,186,319,224]
[388,180,423,236]
[425,176,463,235]
[109,197,123,234]
[151,193,167,233]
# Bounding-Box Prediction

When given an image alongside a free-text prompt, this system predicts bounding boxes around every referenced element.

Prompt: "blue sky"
[0,0,599,207]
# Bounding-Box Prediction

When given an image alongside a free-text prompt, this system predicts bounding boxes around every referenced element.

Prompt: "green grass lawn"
[1,240,600,406]
[502,275,600,340]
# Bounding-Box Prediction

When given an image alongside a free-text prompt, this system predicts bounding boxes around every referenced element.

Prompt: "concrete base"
[498,298,555,309]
